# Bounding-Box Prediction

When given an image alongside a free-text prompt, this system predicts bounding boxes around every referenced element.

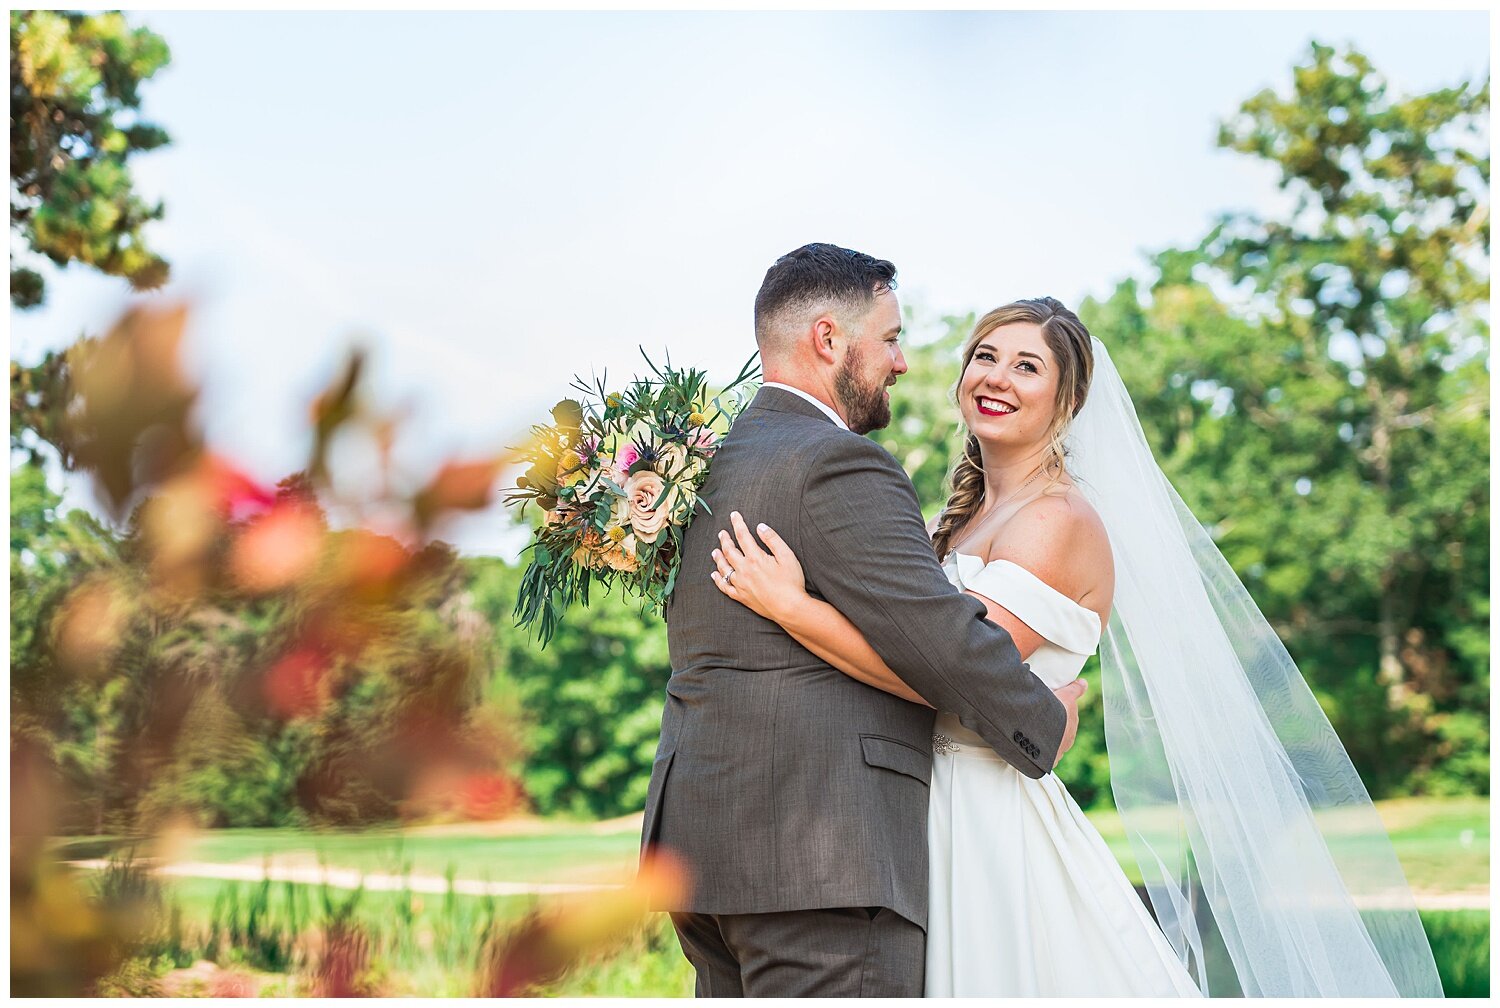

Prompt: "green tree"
[472,556,671,819]
[12,462,511,832]
[10,463,128,833]
[877,309,973,516]
[10,10,172,308]
[1082,43,1488,795]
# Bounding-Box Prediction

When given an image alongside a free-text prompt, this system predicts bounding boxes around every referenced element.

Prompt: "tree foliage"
[11,457,510,833]
[8,41,1486,848]
[10,10,172,308]
[10,301,522,838]
[1082,42,1488,795]
[471,557,671,819]
[838,43,1488,803]
[874,310,972,517]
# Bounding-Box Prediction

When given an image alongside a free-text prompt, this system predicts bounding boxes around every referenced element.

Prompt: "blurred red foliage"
[9,304,541,995]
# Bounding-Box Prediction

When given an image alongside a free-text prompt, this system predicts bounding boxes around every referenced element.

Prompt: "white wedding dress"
[924,552,1203,997]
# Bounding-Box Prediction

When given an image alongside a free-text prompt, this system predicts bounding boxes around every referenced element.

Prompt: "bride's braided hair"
[930,298,1095,561]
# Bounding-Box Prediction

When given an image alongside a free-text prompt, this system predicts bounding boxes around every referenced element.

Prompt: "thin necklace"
[953,463,1047,554]
[990,463,1047,512]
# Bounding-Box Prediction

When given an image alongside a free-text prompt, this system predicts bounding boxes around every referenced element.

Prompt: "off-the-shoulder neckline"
[945,552,1102,629]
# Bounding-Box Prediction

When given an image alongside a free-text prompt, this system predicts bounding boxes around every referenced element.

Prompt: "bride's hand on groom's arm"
[710,511,807,623]
[712,512,934,707]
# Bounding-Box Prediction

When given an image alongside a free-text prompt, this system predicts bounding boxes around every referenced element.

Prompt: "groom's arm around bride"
[796,420,1073,769]
[643,243,1079,997]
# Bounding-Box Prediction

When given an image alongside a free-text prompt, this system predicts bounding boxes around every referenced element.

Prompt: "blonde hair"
[931,297,1095,561]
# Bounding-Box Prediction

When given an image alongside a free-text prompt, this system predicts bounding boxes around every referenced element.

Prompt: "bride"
[708,298,1442,997]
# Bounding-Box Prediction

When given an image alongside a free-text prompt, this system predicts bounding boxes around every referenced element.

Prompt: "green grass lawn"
[154,875,530,931]
[54,826,641,886]
[181,828,643,886]
[63,796,1487,997]
[60,794,1485,895]
[1084,794,1489,892]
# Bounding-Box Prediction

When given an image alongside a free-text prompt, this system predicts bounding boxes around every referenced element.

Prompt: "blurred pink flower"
[202,454,276,522]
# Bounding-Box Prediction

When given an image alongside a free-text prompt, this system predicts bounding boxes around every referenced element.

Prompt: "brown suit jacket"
[643,385,1066,929]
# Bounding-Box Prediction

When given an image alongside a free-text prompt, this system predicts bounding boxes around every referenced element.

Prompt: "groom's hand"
[1050,678,1087,768]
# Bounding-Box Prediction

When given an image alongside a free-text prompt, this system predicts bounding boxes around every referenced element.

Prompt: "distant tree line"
[9,27,1487,830]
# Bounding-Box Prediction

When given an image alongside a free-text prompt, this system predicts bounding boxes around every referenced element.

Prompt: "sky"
[9,10,1490,555]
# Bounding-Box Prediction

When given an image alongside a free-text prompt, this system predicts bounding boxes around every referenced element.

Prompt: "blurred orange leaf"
[52,574,134,679]
[263,645,335,720]
[474,849,687,996]
[66,303,201,515]
[229,501,325,593]
[308,349,366,484]
[329,528,411,603]
[138,469,219,600]
[459,771,524,821]
[413,457,505,529]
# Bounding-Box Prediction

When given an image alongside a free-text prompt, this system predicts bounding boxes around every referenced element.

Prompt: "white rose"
[608,491,632,531]
[657,444,689,478]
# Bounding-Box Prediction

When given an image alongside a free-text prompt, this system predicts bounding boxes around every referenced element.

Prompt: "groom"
[642,243,1084,997]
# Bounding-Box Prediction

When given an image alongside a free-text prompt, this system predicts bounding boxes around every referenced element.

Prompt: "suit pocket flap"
[860,735,930,784]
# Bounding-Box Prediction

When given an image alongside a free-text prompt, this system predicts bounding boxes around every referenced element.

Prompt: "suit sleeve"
[797,434,1066,778]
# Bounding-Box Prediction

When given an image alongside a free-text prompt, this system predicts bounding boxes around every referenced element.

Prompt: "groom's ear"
[811,315,840,365]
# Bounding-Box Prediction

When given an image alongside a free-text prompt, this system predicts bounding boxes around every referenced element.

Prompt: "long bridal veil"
[1066,336,1443,997]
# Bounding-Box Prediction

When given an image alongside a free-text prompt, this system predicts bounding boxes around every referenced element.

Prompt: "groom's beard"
[834,345,893,435]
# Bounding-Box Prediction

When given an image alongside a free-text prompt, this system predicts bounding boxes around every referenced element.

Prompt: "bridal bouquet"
[507,351,759,644]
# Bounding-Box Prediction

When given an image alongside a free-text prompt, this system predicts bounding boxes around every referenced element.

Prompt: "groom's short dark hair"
[754,243,897,352]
